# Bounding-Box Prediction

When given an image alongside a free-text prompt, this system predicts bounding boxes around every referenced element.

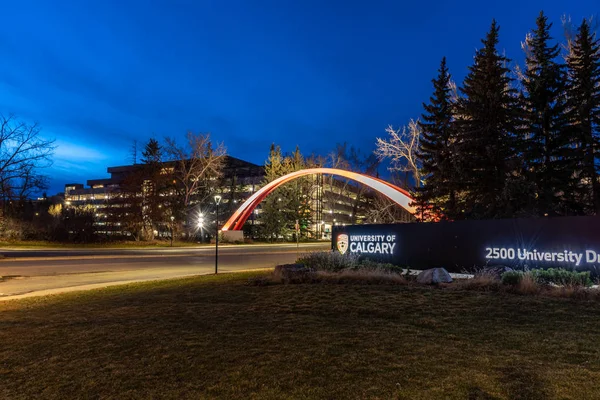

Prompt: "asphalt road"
[0,243,330,300]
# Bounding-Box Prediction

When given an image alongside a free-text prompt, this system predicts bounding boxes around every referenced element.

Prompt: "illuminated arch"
[221,168,415,231]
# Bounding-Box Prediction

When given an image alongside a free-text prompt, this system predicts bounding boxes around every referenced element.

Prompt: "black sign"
[331,216,600,275]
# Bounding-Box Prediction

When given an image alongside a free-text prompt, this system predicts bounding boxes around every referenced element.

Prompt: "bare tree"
[375,119,422,189]
[164,132,227,209]
[320,143,381,225]
[363,191,414,224]
[0,114,54,207]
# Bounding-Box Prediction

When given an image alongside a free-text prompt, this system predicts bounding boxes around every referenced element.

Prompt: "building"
[63,156,410,240]
[64,156,263,239]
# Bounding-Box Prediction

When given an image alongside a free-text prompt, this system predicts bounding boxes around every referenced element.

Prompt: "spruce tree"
[454,21,522,219]
[415,57,457,220]
[264,143,284,181]
[140,138,165,240]
[259,144,286,240]
[141,138,162,165]
[521,11,570,216]
[565,19,600,214]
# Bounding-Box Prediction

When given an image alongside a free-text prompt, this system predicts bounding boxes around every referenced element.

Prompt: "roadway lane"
[0,243,330,299]
[0,242,329,259]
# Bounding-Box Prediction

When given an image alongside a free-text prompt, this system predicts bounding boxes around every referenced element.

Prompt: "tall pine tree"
[415,57,457,220]
[141,138,162,165]
[521,11,571,216]
[565,19,600,214]
[140,138,165,240]
[259,144,287,241]
[454,21,522,219]
[285,146,312,237]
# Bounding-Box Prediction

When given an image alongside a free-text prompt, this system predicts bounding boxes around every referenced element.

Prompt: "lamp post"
[170,215,175,247]
[214,195,222,274]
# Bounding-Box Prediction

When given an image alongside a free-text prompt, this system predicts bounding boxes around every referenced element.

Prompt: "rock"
[475,265,513,280]
[416,268,453,284]
[273,263,314,283]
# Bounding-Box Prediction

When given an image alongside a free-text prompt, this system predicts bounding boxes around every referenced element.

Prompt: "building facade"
[63,156,411,240]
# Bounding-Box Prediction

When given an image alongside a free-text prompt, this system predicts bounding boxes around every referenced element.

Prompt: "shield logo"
[337,234,349,255]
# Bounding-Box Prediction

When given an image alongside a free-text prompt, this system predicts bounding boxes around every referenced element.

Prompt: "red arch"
[221,168,414,231]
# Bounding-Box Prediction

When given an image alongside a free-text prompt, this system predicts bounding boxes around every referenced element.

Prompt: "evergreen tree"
[284,146,313,238]
[264,143,284,181]
[454,21,522,219]
[565,19,600,214]
[141,138,162,165]
[521,11,571,216]
[415,57,458,220]
[140,138,165,240]
[258,144,315,240]
[259,144,287,241]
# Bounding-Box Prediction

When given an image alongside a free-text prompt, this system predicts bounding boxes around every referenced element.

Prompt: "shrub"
[358,258,404,274]
[501,270,523,286]
[530,268,592,287]
[297,251,405,274]
[501,268,592,288]
[296,251,360,272]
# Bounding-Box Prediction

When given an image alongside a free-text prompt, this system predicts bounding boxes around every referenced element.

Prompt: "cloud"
[53,140,109,162]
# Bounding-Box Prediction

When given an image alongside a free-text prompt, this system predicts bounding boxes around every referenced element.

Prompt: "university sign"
[485,247,600,267]
[332,216,600,275]
[337,234,397,255]
[336,234,349,254]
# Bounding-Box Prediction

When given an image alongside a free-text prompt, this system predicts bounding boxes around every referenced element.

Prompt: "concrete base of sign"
[222,230,244,243]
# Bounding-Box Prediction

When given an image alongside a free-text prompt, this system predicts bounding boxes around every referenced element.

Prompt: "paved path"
[0,243,329,300]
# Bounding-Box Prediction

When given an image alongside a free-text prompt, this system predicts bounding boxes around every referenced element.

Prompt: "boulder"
[475,265,513,280]
[416,268,453,284]
[273,263,314,283]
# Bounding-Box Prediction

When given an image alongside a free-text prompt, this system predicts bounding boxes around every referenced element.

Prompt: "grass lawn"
[1,272,600,399]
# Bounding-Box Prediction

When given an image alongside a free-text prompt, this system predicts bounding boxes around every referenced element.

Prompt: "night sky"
[0,0,596,195]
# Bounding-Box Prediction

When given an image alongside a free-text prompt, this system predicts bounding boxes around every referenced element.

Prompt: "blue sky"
[0,0,597,194]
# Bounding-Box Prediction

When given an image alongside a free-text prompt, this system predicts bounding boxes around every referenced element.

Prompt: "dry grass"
[2,271,600,399]
[515,274,540,295]
[453,274,600,300]
[537,284,600,300]
[315,268,409,285]
[270,267,409,285]
[272,267,600,300]
[451,274,503,291]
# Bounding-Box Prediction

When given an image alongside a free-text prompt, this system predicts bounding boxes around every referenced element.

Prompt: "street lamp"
[214,195,222,274]
[170,215,175,247]
[197,213,205,242]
